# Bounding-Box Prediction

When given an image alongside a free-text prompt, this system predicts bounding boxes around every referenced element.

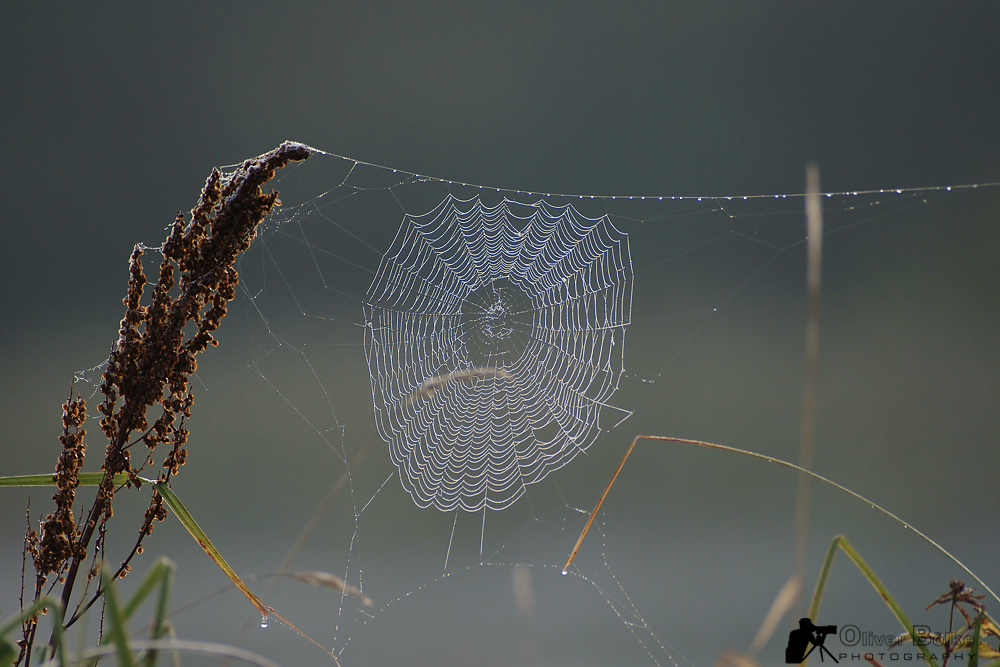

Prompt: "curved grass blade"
[150,483,338,662]
[150,482,268,618]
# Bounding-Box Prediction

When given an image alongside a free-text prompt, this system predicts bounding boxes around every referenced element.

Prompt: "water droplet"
[260,614,269,628]
[561,569,568,576]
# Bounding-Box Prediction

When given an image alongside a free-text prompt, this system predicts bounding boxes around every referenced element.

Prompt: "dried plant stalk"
[18,141,311,666]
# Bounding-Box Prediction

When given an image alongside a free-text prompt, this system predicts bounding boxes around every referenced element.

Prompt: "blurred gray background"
[1,3,998,666]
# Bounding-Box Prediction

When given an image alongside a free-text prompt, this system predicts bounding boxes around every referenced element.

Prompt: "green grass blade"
[121,557,176,622]
[0,472,129,487]
[836,536,937,667]
[145,557,175,667]
[100,568,136,667]
[807,535,842,622]
[48,601,65,667]
[153,559,175,638]
[151,482,268,618]
[970,610,983,667]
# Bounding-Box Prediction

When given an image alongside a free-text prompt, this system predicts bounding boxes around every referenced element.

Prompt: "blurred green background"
[1,3,997,666]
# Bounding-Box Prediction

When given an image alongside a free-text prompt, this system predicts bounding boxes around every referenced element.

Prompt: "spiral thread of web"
[364,195,632,511]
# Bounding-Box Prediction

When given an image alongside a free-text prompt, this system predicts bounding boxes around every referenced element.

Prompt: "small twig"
[19,501,30,659]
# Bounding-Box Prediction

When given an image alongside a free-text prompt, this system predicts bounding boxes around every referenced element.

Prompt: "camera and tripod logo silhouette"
[786,618,839,663]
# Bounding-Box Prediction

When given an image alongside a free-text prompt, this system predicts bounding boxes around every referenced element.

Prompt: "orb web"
[56,146,998,667]
[364,194,633,511]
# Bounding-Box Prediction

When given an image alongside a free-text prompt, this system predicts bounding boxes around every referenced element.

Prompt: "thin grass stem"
[794,161,824,601]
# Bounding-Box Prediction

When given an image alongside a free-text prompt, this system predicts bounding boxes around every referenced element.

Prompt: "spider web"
[67,148,999,666]
[365,195,632,512]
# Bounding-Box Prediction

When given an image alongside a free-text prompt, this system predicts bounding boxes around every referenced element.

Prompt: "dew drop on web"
[260,613,269,629]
